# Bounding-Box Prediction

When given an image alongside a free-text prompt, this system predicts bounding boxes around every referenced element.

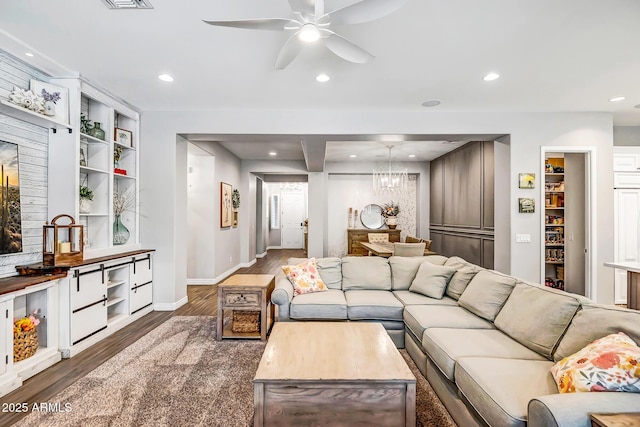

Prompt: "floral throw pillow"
[550,332,640,393]
[282,258,328,296]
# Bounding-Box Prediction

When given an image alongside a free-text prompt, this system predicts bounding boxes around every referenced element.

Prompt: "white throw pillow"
[409,262,457,299]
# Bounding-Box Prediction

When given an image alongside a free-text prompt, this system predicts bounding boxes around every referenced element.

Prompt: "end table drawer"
[224,292,260,307]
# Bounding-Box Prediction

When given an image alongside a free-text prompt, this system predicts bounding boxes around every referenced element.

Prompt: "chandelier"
[373,145,408,194]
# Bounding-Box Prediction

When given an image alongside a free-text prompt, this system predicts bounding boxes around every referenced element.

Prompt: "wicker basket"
[232,311,260,333]
[14,329,38,362]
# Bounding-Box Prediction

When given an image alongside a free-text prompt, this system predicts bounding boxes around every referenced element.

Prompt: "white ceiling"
[1,0,639,171]
[1,0,639,125]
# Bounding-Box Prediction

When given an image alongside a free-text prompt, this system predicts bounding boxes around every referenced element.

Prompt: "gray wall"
[614,126,640,146]
[0,50,51,276]
[429,141,495,268]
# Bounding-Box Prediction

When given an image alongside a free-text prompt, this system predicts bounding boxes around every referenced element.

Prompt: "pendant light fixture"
[373,145,408,194]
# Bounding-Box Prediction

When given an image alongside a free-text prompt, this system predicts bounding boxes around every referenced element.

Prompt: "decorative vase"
[43,100,56,116]
[89,122,105,140]
[79,198,92,214]
[386,216,398,230]
[113,214,130,245]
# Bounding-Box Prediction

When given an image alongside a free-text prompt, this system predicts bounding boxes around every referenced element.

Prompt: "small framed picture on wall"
[518,173,535,188]
[519,198,535,213]
[221,182,233,228]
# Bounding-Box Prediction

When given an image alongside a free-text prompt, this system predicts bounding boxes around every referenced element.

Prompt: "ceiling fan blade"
[203,18,298,31]
[327,0,407,25]
[288,0,315,17]
[323,31,374,63]
[275,32,306,69]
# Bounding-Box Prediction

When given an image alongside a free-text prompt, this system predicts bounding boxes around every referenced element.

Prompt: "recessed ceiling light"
[298,24,320,42]
[25,52,34,57]
[349,154,357,158]
[158,74,174,82]
[609,96,626,102]
[269,152,277,156]
[443,141,460,145]
[483,72,500,81]
[316,73,330,83]
[421,100,441,107]
[408,154,416,158]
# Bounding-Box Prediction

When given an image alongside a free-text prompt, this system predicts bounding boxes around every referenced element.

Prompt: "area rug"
[16,317,456,427]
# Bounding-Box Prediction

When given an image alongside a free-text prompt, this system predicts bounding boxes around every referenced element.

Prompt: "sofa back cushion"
[444,256,484,300]
[341,256,391,290]
[389,256,434,290]
[554,304,640,361]
[494,281,582,359]
[409,262,457,299]
[457,270,517,321]
[287,257,342,290]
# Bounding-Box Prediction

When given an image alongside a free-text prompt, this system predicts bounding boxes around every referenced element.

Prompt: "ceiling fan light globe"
[298,24,320,42]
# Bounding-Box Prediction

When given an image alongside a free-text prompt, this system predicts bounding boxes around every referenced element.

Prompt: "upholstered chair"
[393,242,426,257]
[368,233,390,243]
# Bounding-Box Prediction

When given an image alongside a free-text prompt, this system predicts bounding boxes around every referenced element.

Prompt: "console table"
[348,229,401,256]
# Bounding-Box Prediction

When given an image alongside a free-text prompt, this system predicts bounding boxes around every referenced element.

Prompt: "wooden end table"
[591,413,640,427]
[216,274,275,341]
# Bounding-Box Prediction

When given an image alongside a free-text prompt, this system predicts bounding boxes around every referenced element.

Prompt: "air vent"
[102,0,153,9]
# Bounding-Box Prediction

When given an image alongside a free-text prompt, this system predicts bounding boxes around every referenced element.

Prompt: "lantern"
[43,214,84,266]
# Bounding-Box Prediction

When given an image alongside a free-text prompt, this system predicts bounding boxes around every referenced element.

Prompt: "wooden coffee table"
[253,322,416,426]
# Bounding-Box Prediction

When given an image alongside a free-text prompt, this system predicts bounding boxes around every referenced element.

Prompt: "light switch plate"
[516,234,531,243]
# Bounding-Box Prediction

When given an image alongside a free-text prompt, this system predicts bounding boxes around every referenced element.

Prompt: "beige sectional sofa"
[271,255,640,427]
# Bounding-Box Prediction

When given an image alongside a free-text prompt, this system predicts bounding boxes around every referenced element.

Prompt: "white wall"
[186,143,216,282]
[614,126,640,146]
[140,109,615,306]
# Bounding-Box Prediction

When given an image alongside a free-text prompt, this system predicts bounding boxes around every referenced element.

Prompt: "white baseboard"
[266,246,282,250]
[187,278,216,285]
[154,295,188,311]
[212,259,257,283]
[256,251,268,259]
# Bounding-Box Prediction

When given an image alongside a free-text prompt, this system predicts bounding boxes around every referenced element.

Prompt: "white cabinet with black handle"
[130,254,153,314]
[71,268,108,345]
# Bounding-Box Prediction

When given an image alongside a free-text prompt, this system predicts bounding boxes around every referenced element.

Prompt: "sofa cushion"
[288,257,342,290]
[423,255,448,265]
[551,332,640,393]
[423,328,547,382]
[389,256,432,290]
[392,290,458,306]
[458,270,517,321]
[444,256,484,300]
[344,290,404,321]
[289,289,347,320]
[409,262,457,299]
[555,304,640,361]
[403,305,494,342]
[456,357,556,427]
[282,258,329,295]
[494,282,582,359]
[341,256,391,290]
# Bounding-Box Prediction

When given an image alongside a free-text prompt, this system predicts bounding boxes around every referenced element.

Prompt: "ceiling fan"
[203,0,407,69]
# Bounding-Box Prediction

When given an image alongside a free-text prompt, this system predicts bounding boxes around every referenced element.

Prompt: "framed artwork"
[519,173,535,188]
[29,79,69,125]
[221,182,233,227]
[114,128,133,147]
[0,140,23,254]
[519,198,535,213]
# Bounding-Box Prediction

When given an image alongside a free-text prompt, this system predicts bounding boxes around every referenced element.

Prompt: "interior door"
[281,192,306,249]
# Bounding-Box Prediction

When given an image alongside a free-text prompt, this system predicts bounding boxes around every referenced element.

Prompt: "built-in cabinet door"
[71,270,107,311]
[130,255,153,314]
[0,301,7,376]
[613,154,640,172]
[130,282,153,314]
[72,303,107,344]
[614,188,640,304]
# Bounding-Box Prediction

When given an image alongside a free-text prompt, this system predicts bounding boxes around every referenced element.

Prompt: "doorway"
[540,147,595,298]
[281,189,307,249]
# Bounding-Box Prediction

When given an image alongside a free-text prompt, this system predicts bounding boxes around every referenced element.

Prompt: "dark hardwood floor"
[0,249,304,426]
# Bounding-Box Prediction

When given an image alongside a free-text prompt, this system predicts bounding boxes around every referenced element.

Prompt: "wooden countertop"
[3,249,155,297]
[0,273,68,296]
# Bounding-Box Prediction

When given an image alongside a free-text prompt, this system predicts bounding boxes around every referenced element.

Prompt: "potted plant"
[232,189,240,227]
[382,201,400,229]
[79,185,94,214]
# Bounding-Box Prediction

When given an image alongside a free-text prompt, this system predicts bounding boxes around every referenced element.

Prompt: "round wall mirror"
[360,204,384,229]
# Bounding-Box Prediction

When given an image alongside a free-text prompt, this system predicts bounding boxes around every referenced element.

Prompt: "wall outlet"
[515,234,531,243]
